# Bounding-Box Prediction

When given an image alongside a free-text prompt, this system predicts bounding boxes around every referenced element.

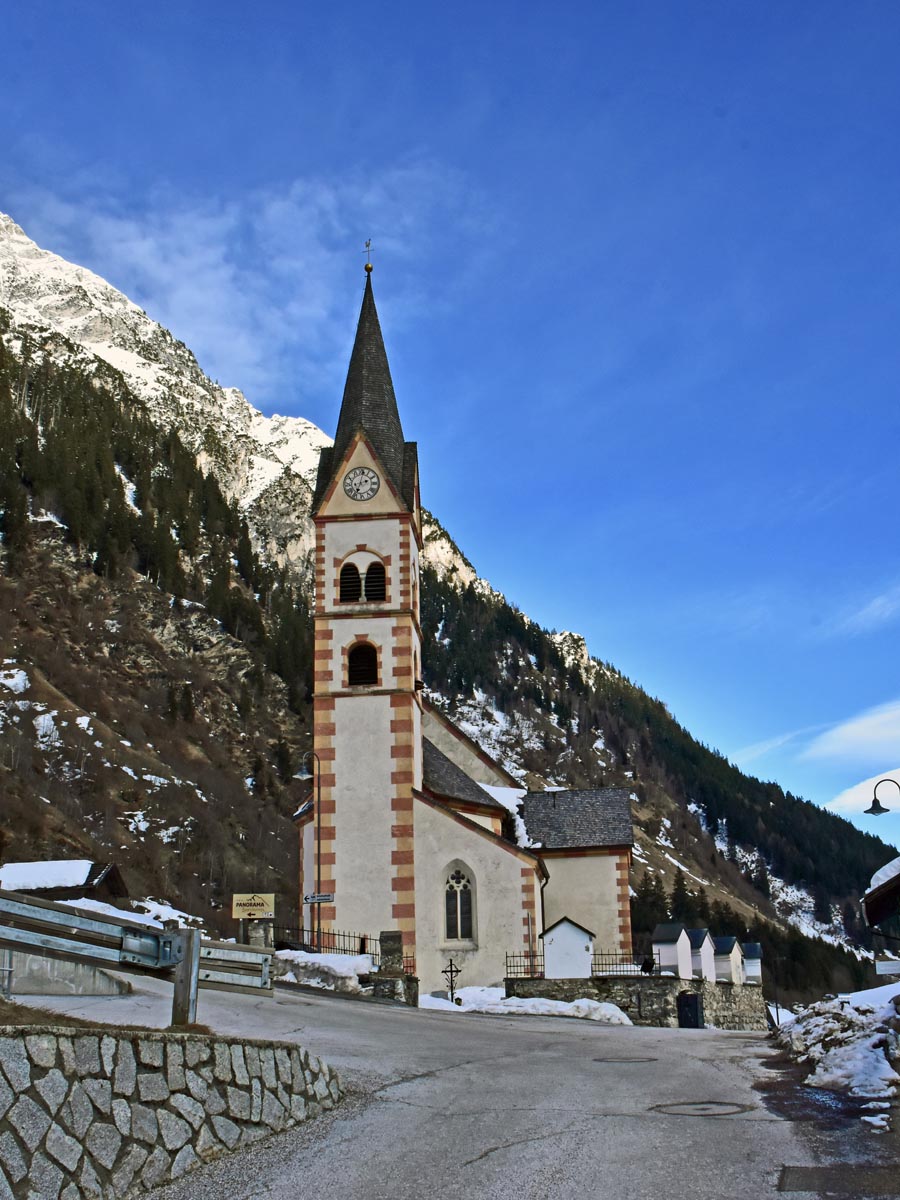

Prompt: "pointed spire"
[331,272,406,494]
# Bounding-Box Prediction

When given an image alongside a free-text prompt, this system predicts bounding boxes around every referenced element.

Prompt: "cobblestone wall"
[505,976,768,1031]
[0,1025,342,1199]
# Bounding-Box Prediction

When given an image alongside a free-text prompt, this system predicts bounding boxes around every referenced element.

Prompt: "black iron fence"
[505,949,662,980]
[505,952,545,978]
[592,950,661,977]
[273,927,415,975]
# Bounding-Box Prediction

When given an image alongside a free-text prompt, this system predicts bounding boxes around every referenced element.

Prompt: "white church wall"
[323,614,398,684]
[330,695,397,936]
[542,854,625,954]
[413,800,535,995]
[422,707,516,788]
[324,515,405,606]
[300,820,316,929]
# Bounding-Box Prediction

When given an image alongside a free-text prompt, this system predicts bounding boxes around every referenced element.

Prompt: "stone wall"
[505,976,768,1032]
[0,1025,342,1199]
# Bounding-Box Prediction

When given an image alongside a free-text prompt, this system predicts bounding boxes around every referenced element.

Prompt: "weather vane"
[364,239,373,273]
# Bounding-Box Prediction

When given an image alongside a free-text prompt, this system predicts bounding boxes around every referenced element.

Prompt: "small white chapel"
[295,264,634,995]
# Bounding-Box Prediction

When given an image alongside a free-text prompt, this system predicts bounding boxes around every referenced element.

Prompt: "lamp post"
[299,750,322,950]
[865,779,899,816]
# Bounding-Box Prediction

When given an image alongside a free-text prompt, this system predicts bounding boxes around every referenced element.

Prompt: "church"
[295,265,634,995]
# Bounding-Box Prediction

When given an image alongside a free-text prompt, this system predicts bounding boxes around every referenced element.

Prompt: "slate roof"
[651,922,687,944]
[520,788,633,850]
[712,936,741,956]
[423,739,505,811]
[313,273,417,511]
[687,927,713,950]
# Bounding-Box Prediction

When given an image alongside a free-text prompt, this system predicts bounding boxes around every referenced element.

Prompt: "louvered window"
[347,643,378,686]
[339,563,362,602]
[364,561,386,601]
[445,868,473,940]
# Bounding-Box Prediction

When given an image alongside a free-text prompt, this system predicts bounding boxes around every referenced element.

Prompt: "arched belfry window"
[364,561,386,601]
[445,867,474,941]
[340,563,362,603]
[347,642,378,687]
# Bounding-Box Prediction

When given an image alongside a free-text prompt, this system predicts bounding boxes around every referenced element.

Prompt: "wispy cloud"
[731,723,825,767]
[824,583,900,639]
[802,698,900,765]
[7,161,501,412]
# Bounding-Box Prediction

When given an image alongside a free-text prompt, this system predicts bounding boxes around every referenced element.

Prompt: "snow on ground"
[419,985,631,1024]
[275,950,374,993]
[49,896,206,931]
[0,666,29,694]
[778,981,900,1130]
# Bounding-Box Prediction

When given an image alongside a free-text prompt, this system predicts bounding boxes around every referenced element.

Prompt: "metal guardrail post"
[171,928,201,1026]
[1,948,12,1000]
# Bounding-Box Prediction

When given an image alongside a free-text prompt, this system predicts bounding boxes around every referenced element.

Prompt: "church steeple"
[314,271,417,512]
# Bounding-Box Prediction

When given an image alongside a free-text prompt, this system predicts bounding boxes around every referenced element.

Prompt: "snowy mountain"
[0,212,471,584]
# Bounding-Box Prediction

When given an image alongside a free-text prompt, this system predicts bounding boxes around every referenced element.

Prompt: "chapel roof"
[521,787,633,850]
[687,927,713,950]
[712,935,741,955]
[651,922,688,944]
[313,272,417,511]
[423,739,506,811]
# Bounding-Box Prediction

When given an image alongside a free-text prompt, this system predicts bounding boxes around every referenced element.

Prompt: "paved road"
[18,980,894,1199]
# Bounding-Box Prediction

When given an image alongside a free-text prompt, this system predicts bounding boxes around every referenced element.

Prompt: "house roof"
[651,922,688,944]
[0,860,128,897]
[712,936,741,956]
[423,739,505,811]
[540,917,596,940]
[313,273,417,511]
[687,927,713,950]
[863,856,900,927]
[743,942,762,960]
[520,788,633,850]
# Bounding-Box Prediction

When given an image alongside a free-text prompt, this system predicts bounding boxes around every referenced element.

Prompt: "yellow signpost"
[231,893,276,920]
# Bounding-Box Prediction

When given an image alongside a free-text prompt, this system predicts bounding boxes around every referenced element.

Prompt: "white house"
[742,942,762,984]
[712,936,745,984]
[686,928,716,982]
[651,923,693,980]
[540,917,595,979]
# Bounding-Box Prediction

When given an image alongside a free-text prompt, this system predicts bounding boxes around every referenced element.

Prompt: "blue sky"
[2,2,899,850]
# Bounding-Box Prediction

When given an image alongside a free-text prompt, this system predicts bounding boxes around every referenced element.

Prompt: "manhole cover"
[650,1100,753,1117]
[593,1057,658,1063]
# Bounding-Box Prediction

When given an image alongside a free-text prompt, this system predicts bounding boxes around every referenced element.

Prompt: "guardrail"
[0,888,272,1025]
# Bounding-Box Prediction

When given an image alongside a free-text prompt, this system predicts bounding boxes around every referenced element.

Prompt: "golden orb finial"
[365,261,373,273]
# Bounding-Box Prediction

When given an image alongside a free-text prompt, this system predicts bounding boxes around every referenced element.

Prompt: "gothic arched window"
[364,561,386,601]
[445,867,474,941]
[339,563,362,602]
[347,642,378,687]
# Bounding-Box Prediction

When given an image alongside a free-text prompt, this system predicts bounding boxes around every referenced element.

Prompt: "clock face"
[343,466,380,502]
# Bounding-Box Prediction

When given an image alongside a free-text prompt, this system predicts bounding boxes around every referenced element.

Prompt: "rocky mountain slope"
[0,212,893,999]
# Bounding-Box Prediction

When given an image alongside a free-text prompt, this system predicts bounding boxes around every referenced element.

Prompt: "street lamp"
[297,750,322,950]
[865,778,899,816]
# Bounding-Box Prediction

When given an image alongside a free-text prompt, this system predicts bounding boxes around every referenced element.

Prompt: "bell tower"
[306,265,423,958]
